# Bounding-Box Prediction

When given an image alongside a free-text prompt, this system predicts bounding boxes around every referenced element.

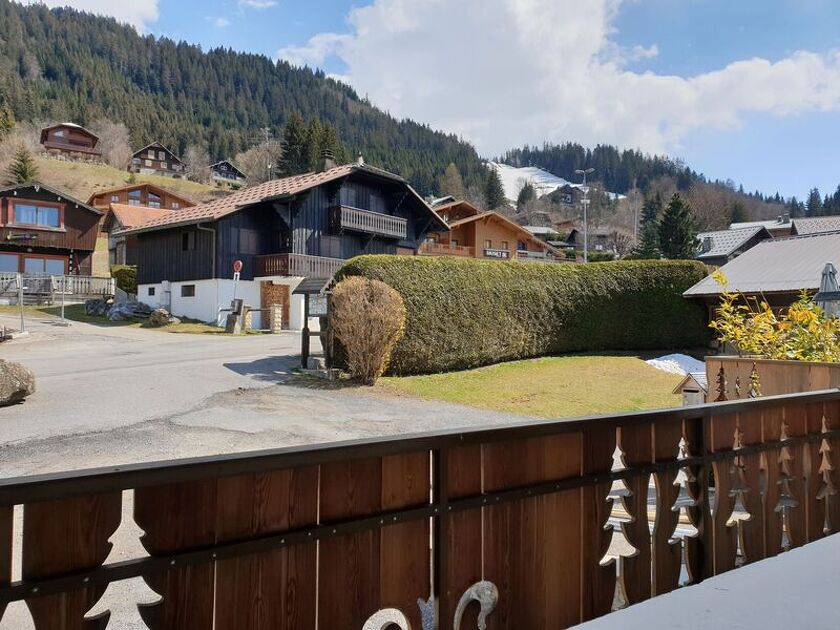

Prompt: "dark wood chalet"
[210,160,247,187]
[87,183,196,211]
[129,143,186,179]
[39,123,101,160]
[119,157,448,329]
[0,182,102,276]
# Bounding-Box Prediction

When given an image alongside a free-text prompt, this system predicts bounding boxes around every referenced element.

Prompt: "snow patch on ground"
[486,161,626,203]
[646,354,705,376]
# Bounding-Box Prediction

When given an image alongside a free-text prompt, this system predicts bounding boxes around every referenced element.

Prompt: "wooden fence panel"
[825,400,840,535]
[682,417,707,585]
[213,468,319,630]
[0,506,10,620]
[762,406,784,558]
[22,493,121,630]
[135,480,217,630]
[482,434,583,629]
[580,426,616,622]
[804,402,827,543]
[651,419,683,596]
[784,402,808,549]
[736,407,765,565]
[616,423,652,606]
[708,412,738,575]
[318,453,430,630]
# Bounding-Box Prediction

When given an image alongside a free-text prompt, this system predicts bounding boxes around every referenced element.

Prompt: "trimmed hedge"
[336,256,710,375]
[111,265,137,295]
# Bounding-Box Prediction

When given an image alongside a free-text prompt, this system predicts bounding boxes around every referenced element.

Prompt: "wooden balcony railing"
[255,252,345,278]
[0,273,115,297]
[1,388,839,628]
[330,205,408,239]
[419,241,476,257]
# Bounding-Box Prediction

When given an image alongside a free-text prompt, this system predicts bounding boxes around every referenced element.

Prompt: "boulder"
[148,308,180,327]
[0,360,35,406]
[84,298,108,316]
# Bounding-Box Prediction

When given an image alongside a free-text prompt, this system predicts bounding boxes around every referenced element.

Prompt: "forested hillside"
[0,0,483,193]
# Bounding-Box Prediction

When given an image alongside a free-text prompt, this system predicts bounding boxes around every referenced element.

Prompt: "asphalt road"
[0,311,537,477]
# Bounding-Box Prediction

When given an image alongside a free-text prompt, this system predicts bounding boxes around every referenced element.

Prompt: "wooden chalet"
[87,183,197,274]
[105,205,171,266]
[129,142,186,179]
[0,182,102,276]
[210,160,247,188]
[119,155,447,330]
[39,123,101,161]
[421,200,561,261]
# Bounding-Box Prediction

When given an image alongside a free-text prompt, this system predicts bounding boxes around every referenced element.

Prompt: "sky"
[21,0,840,200]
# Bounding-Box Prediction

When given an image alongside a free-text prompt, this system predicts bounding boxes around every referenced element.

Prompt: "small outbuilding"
[672,372,708,406]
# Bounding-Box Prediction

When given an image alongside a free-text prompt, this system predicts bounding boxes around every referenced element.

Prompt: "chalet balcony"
[330,205,408,240]
[419,241,476,257]
[254,252,345,278]
[3,389,838,628]
[0,272,115,303]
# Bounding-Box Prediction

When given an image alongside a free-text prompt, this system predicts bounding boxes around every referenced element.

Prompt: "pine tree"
[278,112,309,176]
[630,222,661,259]
[639,193,662,227]
[484,167,506,210]
[806,188,823,217]
[516,181,536,210]
[658,193,698,259]
[730,202,748,224]
[788,196,804,218]
[0,103,13,138]
[438,162,465,199]
[6,145,38,184]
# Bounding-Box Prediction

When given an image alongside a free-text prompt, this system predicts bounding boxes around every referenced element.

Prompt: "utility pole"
[575,168,595,262]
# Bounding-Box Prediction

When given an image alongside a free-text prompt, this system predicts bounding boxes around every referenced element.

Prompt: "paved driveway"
[0,312,538,477]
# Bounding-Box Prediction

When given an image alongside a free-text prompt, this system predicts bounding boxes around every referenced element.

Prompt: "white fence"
[0,273,115,299]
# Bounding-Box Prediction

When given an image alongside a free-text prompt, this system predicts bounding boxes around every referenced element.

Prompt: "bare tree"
[184,143,211,184]
[91,119,132,168]
[234,141,284,185]
[608,230,633,258]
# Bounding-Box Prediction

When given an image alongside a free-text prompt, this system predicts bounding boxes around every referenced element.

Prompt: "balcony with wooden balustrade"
[2,386,839,628]
[330,205,408,240]
[254,252,346,279]
[418,241,476,257]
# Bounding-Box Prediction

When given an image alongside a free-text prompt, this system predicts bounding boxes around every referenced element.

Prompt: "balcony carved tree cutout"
[817,415,837,533]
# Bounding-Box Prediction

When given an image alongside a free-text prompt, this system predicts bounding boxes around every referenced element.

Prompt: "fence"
[706,356,840,399]
[0,390,838,628]
[0,274,114,300]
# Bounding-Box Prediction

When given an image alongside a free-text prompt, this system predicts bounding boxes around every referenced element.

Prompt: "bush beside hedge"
[111,265,137,295]
[336,256,710,375]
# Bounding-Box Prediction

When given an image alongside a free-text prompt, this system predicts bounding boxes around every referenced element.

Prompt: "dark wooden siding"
[136,227,213,284]
[0,190,100,252]
[215,205,287,281]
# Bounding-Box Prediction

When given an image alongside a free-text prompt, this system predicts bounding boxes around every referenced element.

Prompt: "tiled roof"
[109,204,173,229]
[120,163,443,235]
[685,231,840,296]
[792,216,840,235]
[696,226,769,260]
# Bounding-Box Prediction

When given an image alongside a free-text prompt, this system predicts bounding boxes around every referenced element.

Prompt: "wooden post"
[301,293,310,369]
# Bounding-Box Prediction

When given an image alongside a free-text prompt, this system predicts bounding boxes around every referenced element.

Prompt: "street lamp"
[575,168,595,262]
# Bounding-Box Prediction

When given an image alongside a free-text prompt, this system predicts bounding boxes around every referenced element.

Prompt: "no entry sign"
[232,259,243,274]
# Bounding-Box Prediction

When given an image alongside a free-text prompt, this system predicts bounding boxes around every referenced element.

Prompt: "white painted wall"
[138,279,264,329]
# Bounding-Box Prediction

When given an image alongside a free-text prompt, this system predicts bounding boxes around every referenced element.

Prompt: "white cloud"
[206,16,231,29]
[239,0,277,8]
[277,0,840,156]
[18,0,159,31]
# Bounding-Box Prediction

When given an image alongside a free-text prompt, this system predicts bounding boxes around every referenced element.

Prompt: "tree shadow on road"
[223,356,299,383]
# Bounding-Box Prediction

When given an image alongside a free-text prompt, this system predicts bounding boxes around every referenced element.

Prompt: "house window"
[159,150,166,161]
[148,287,156,296]
[23,256,65,275]
[238,228,259,255]
[0,254,18,272]
[451,239,459,247]
[501,241,509,251]
[160,162,168,170]
[54,130,65,138]
[148,192,162,209]
[484,239,492,249]
[171,202,180,210]
[111,195,120,203]
[11,202,62,228]
[517,240,527,251]
[182,231,196,251]
[181,284,195,297]
[144,159,152,167]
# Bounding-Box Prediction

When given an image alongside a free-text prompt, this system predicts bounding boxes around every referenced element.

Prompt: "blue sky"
[32,0,840,200]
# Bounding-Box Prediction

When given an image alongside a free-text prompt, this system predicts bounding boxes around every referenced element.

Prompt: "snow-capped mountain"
[487,162,624,203]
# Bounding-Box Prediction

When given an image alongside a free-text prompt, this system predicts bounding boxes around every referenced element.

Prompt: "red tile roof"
[109,204,173,229]
[120,163,442,235]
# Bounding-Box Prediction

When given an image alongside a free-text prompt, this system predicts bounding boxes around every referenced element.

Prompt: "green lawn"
[379,355,683,418]
[0,303,248,335]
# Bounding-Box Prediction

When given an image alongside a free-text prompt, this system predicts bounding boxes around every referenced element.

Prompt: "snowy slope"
[487,162,624,203]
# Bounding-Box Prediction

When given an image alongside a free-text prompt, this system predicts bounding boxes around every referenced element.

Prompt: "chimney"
[701,236,713,253]
[316,148,336,173]
[780,213,791,224]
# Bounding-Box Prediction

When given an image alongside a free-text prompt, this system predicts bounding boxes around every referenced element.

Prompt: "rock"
[148,308,179,327]
[85,298,108,316]
[0,360,35,406]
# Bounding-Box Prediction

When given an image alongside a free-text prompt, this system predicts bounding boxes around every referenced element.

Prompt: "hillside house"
[210,160,247,188]
[0,182,101,276]
[39,123,101,161]
[730,214,793,237]
[421,200,561,261]
[791,216,840,236]
[695,226,772,267]
[87,183,197,274]
[129,143,186,179]
[119,157,447,329]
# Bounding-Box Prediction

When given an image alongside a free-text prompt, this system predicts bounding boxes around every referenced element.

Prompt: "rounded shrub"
[336,256,710,375]
[111,265,137,295]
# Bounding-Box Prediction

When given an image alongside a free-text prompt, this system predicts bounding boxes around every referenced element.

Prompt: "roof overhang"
[0,181,102,216]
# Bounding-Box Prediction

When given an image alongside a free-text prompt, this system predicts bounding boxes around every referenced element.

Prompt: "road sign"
[233,272,241,282]
[233,259,243,274]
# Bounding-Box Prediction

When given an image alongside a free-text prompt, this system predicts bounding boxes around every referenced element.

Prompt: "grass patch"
[0,304,259,335]
[379,355,683,418]
[32,158,221,203]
